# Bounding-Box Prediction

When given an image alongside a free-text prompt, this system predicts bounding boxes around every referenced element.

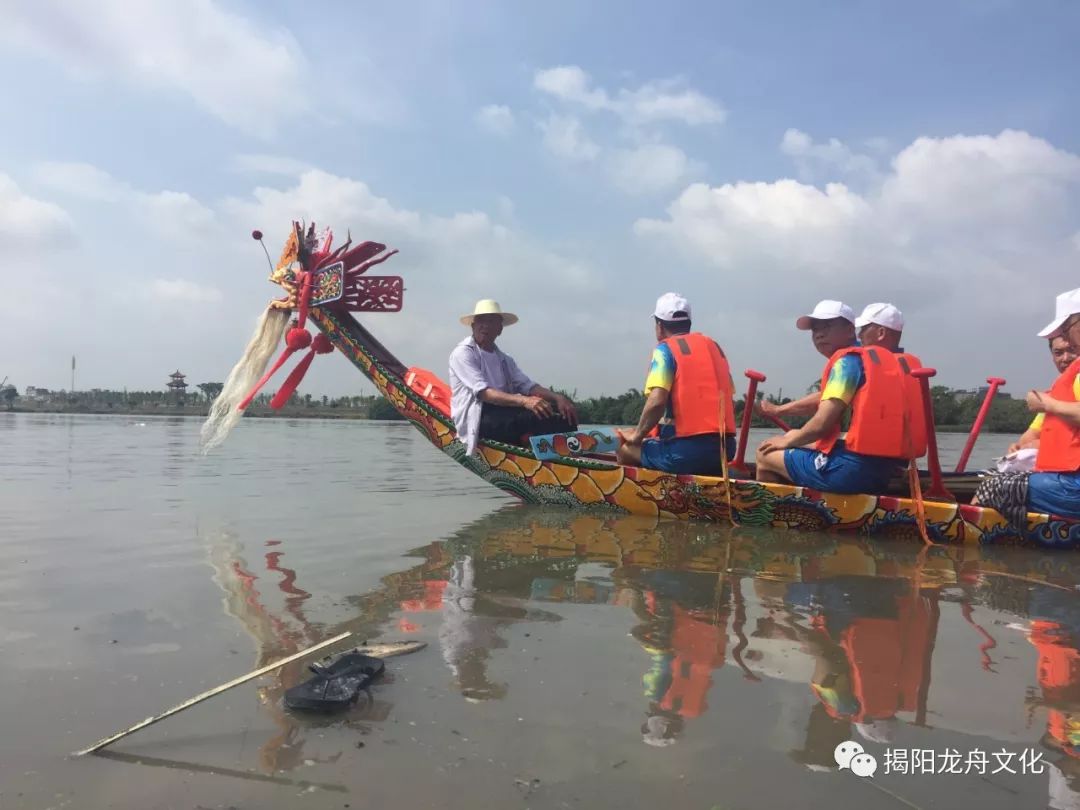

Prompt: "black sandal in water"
[284,651,386,712]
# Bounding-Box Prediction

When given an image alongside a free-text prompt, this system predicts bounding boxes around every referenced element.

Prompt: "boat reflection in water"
[208,505,1080,805]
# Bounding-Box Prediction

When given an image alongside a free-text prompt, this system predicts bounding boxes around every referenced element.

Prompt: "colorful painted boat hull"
[310,307,1080,549]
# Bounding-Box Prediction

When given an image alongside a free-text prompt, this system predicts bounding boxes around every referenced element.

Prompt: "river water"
[2,413,1078,809]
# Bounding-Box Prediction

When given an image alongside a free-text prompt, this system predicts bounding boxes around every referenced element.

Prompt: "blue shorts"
[1028,472,1080,518]
[640,434,736,476]
[783,441,903,494]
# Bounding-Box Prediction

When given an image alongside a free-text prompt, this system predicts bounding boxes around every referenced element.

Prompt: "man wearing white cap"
[854,303,905,351]
[855,302,928,456]
[449,299,578,455]
[616,292,737,475]
[756,300,922,494]
[1007,334,1076,456]
[977,288,1080,522]
[758,300,857,423]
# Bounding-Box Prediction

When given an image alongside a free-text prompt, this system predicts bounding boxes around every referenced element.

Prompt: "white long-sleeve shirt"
[448,336,537,455]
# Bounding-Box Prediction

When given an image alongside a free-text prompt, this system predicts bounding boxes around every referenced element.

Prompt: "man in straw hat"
[449,299,578,455]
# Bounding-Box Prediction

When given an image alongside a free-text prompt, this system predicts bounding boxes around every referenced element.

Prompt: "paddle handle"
[911,368,953,501]
[732,370,764,470]
[73,631,353,756]
[954,377,1006,473]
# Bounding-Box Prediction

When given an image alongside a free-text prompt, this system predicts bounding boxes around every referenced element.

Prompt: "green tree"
[198,382,224,400]
[368,395,406,420]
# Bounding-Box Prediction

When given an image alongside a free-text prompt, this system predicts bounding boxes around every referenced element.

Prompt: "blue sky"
[3,0,1079,401]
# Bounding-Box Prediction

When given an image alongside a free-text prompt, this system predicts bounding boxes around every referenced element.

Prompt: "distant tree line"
[6,383,406,421]
[3,381,1036,433]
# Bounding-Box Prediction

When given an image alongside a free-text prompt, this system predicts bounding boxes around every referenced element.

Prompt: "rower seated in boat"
[976,289,1080,523]
[755,300,926,494]
[449,299,578,455]
[617,293,737,475]
[1008,333,1077,456]
[854,303,928,458]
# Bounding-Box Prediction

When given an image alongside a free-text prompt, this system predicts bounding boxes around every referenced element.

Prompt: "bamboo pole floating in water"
[72,630,353,757]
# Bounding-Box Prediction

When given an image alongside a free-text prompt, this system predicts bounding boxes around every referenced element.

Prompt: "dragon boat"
[204,223,1080,549]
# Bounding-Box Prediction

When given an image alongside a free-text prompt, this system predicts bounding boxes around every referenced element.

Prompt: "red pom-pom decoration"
[252,229,263,240]
[285,327,312,350]
[312,334,334,354]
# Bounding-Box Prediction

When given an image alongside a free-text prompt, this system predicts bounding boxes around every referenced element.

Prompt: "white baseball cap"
[1037,288,1080,338]
[795,300,855,330]
[654,292,692,321]
[855,302,905,332]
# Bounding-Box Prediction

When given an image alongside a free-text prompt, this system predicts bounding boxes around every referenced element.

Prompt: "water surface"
[1,414,1076,809]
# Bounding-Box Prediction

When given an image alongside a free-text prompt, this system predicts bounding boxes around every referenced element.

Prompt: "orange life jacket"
[815,593,935,722]
[656,333,737,438]
[659,606,726,718]
[404,367,452,417]
[815,346,924,459]
[1036,357,1080,473]
[895,351,928,459]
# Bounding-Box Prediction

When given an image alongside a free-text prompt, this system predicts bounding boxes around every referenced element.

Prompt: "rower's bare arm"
[1042,396,1080,427]
[1008,427,1040,454]
[620,388,668,446]
[761,391,818,419]
[780,398,847,447]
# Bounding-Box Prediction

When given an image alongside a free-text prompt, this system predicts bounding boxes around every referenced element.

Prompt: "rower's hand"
[554,394,577,424]
[617,428,643,447]
[757,400,782,418]
[1006,441,1022,455]
[523,395,554,418]
[1026,390,1048,413]
[758,432,794,455]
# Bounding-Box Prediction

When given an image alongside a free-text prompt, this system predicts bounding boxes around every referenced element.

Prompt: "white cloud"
[230,154,313,176]
[1,0,305,136]
[607,143,698,195]
[0,174,76,251]
[534,65,725,126]
[635,129,1080,392]
[33,162,127,201]
[475,104,516,136]
[539,115,601,162]
[534,66,607,109]
[36,162,217,243]
[781,128,880,184]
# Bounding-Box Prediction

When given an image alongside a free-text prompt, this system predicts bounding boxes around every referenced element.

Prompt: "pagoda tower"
[167,370,188,403]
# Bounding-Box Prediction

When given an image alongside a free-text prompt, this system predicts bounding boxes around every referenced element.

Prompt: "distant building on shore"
[24,386,49,402]
[953,385,1011,403]
[167,370,188,402]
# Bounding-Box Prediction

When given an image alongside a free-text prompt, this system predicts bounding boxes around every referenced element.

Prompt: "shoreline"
[2,406,1008,433]
[3,405,391,421]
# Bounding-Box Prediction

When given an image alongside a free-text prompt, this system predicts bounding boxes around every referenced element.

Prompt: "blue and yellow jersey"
[820,354,865,406]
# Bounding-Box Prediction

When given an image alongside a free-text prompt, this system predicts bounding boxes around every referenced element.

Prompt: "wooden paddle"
[954,377,1007,473]
[73,634,426,756]
[911,368,955,502]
